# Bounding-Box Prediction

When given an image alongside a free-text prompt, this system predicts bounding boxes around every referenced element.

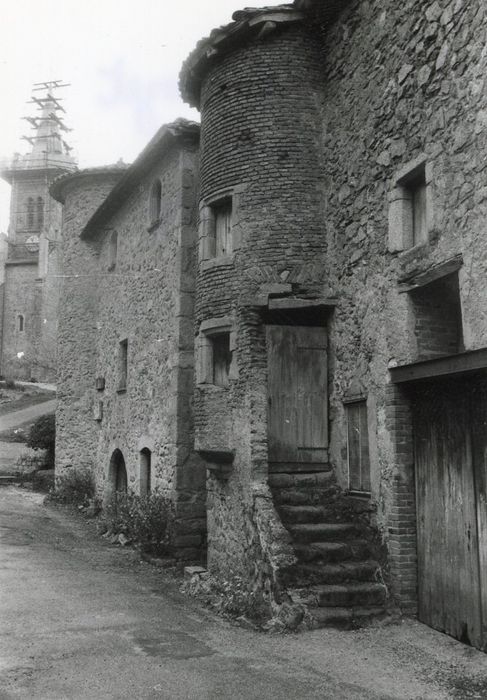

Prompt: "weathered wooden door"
[266,325,327,472]
[414,378,487,650]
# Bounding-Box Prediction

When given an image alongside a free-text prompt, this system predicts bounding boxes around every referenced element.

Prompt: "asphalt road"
[0,399,56,433]
[0,487,486,700]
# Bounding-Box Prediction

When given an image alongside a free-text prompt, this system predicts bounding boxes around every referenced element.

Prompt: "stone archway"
[108,449,127,494]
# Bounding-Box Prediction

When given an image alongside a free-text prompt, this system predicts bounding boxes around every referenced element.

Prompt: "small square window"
[212,333,232,388]
[346,400,371,493]
[118,339,128,391]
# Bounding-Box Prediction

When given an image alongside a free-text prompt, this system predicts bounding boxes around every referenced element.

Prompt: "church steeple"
[21,81,76,170]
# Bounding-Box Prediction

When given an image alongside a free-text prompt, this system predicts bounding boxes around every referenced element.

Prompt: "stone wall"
[55,171,126,473]
[0,262,38,379]
[310,0,487,607]
[180,0,487,608]
[54,141,206,561]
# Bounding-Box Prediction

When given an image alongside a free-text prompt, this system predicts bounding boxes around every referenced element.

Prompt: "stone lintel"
[267,297,338,310]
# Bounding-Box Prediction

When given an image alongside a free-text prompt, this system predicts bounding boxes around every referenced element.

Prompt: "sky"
[0,0,286,233]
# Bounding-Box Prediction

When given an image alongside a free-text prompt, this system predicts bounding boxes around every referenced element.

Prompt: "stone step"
[278,505,329,524]
[268,471,334,489]
[289,522,360,543]
[272,487,337,507]
[294,539,373,563]
[290,582,387,608]
[283,560,381,586]
[308,606,388,630]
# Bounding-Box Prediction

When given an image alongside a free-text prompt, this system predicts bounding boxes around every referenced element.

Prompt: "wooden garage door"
[414,378,487,650]
[266,325,328,472]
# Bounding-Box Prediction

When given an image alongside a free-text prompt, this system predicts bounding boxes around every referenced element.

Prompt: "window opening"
[212,333,232,387]
[108,231,118,271]
[406,174,427,246]
[214,199,233,257]
[140,448,151,496]
[346,400,371,493]
[27,198,35,229]
[18,314,24,332]
[118,339,128,391]
[149,179,162,226]
[36,197,44,229]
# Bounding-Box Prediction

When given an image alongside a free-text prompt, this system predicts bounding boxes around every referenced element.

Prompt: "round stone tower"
[180,6,328,582]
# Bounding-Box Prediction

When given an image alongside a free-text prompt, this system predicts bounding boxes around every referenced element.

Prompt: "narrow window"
[37,197,44,229]
[140,448,151,496]
[406,174,427,246]
[27,198,35,229]
[108,231,118,271]
[212,333,232,388]
[213,199,233,257]
[118,339,128,391]
[18,314,24,332]
[346,400,371,493]
[149,179,162,227]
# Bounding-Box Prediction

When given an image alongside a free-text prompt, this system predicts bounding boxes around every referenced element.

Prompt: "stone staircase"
[269,469,389,628]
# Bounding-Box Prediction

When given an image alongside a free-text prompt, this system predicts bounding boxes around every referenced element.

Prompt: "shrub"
[27,413,55,467]
[50,466,95,506]
[103,490,174,554]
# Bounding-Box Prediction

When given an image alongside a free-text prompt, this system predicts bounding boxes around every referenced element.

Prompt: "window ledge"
[200,255,233,272]
[147,218,162,233]
[196,382,228,391]
[116,385,127,394]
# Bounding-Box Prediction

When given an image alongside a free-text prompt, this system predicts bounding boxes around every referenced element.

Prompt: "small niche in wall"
[95,376,105,391]
[93,401,103,422]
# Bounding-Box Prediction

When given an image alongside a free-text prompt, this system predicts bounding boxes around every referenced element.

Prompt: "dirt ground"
[1,486,487,700]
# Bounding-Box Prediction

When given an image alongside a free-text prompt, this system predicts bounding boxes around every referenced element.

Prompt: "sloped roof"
[79,118,199,238]
[179,5,303,108]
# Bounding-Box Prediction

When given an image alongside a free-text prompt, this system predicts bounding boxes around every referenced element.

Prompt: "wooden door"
[414,379,484,649]
[266,325,327,472]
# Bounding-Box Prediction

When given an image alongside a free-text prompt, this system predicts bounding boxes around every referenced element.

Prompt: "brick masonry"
[178,0,487,609]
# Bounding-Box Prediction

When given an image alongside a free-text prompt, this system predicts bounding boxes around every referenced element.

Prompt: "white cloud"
[0,0,286,232]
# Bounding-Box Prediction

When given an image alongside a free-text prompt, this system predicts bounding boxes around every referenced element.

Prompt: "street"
[0,486,486,700]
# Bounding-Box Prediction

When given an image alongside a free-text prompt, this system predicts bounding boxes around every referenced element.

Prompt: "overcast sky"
[0,0,285,233]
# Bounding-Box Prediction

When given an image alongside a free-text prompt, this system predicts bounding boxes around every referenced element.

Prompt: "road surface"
[0,487,486,700]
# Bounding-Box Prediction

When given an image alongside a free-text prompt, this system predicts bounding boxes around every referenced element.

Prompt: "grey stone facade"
[54,0,487,630]
[52,122,206,560]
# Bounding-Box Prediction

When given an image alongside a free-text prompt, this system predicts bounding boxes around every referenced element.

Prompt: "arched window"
[27,198,35,229]
[149,179,162,227]
[108,449,127,495]
[140,448,151,496]
[18,314,24,332]
[37,197,44,229]
[108,230,118,271]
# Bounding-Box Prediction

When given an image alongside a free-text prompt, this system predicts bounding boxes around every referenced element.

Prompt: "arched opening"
[149,179,162,226]
[27,197,35,229]
[108,449,127,494]
[36,197,44,229]
[139,448,151,496]
[18,314,24,332]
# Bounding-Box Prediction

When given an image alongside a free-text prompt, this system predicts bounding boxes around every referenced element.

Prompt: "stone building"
[51,120,206,558]
[0,90,77,381]
[54,0,487,648]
